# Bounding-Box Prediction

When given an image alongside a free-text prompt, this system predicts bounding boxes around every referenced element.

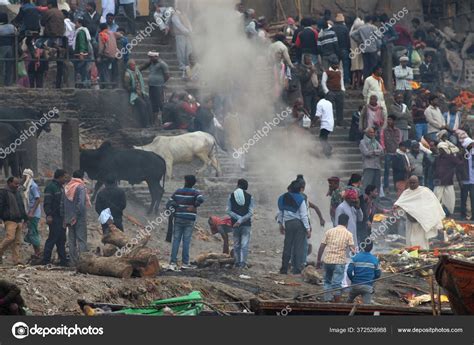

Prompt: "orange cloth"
[64,178,91,207]
[99,30,109,44]
[371,74,386,93]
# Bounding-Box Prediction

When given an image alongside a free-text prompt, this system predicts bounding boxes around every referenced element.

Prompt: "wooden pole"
[437,285,442,316]
[277,0,287,21]
[61,119,80,173]
[428,270,437,316]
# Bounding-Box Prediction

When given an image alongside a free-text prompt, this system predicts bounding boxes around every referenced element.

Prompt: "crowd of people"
[1,2,474,308]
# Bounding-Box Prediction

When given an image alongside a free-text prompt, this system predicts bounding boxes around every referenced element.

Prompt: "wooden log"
[195,252,232,264]
[102,225,131,248]
[133,255,161,278]
[302,265,322,285]
[197,258,235,268]
[77,254,133,279]
[102,244,118,257]
[124,248,161,278]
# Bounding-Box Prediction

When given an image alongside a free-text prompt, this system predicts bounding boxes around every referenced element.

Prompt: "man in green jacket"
[73,17,92,88]
[124,59,154,128]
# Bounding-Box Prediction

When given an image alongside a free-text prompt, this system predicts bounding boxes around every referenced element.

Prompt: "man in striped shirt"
[167,175,204,271]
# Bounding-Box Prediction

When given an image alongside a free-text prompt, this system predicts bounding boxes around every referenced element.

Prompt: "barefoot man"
[394,176,445,249]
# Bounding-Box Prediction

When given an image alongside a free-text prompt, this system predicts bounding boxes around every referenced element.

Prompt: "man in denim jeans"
[167,175,204,271]
[317,214,355,303]
[227,179,255,269]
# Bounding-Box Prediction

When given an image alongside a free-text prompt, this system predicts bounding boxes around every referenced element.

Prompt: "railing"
[0,33,122,88]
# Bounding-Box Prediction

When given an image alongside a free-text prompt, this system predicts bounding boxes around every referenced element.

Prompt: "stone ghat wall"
[243,0,423,24]
[0,88,141,129]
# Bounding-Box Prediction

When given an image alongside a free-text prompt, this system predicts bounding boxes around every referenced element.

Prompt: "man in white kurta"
[363,66,387,119]
[100,0,116,23]
[395,176,445,249]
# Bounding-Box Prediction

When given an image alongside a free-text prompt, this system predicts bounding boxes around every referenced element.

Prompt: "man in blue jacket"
[347,241,381,304]
[277,180,311,275]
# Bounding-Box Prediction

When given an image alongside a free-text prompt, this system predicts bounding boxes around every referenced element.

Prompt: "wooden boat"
[435,255,474,315]
[249,299,453,316]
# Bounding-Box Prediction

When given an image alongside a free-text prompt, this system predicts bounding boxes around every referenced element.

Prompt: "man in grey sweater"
[359,127,384,191]
[350,15,381,79]
[61,170,89,266]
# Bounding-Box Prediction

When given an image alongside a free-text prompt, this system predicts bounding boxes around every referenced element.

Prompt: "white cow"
[134,132,221,179]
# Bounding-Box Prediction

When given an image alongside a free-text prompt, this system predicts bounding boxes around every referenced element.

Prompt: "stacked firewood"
[77,225,160,279]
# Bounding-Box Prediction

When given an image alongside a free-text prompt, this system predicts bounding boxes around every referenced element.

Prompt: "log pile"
[77,225,161,279]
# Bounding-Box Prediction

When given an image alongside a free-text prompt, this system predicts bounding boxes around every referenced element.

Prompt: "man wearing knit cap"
[394,55,413,107]
[140,51,170,118]
[334,188,363,246]
[332,13,351,85]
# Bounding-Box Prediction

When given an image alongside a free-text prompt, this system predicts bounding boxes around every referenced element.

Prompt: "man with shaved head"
[395,175,445,249]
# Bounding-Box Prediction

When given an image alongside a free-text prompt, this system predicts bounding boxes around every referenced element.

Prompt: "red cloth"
[394,24,413,46]
[344,189,359,201]
[209,216,232,234]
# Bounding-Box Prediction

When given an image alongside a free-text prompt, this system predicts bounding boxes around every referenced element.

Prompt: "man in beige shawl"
[395,176,445,249]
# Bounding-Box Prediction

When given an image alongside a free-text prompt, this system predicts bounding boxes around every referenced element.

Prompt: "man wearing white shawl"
[395,176,445,249]
[226,179,255,268]
[100,0,116,23]
[21,169,42,258]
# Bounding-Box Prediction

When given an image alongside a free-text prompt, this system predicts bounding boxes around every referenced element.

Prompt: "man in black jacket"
[12,0,41,57]
[332,13,351,85]
[294,17,318,65]
[0,177,28,265]
[420,53,439,92]
[83,1,101,38]
[226,179,254,269]
[95,175,127,231]
[41,169,69,266]
[0,280,25,315]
